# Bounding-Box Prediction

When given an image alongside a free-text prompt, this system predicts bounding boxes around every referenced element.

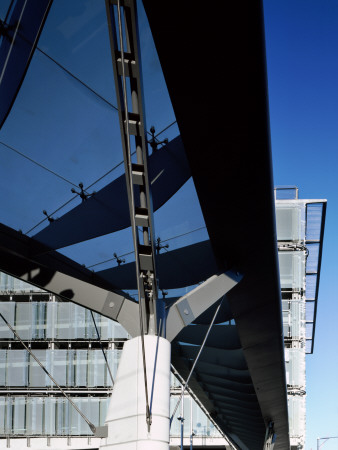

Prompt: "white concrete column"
[100,335,171,450]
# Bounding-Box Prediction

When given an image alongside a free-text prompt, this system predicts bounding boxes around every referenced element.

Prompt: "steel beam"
[0,223,140,336]
[166,271,242,342]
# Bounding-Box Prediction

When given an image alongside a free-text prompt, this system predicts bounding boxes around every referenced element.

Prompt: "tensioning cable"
[0,312,97,434]
[169,295,225,426]
[115,0,151,428]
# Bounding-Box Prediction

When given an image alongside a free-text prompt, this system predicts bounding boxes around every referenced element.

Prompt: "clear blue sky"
[0,1,337,448]
[264,1,338,448]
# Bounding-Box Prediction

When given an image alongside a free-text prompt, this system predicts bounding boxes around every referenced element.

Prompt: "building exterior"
[0,277,231,449]
[0,187,325,449]
[0,279,126,449]
[275,187,326,450]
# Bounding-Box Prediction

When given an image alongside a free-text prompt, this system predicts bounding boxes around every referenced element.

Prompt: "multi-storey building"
[275,187,326,449]
[0,187,325,450]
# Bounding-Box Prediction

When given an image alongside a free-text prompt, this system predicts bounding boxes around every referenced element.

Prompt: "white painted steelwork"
[100,335,171,450]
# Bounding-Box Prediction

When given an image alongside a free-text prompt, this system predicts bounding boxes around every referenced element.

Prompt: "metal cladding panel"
[0,0,53,128]
[179,345,248,371]
[33,136,190,249]
[143,0,289,448]
[176,324,242,350]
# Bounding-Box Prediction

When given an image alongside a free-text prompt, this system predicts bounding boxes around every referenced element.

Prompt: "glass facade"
[0,289,127,443]
[275,188,326,450]
[0,286,222,446]
[0,301,128,341]
[0,396,109,436]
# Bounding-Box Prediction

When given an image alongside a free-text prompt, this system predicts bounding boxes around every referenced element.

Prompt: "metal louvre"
[305,201,326,353]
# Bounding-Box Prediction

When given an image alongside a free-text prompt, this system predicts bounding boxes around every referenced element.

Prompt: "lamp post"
[177,386,185,450]
[317,436,338,449]
[190,431,195,450]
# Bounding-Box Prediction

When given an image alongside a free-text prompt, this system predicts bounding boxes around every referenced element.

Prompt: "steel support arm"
[0,223,140,336]
[166,271,242,342]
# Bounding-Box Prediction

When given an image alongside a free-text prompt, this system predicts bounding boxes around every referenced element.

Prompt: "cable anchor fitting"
[155,237,169,254]
[71,182,95,202]
[113,253,125,266]
[43,210,55,223]
[147,126,168,153]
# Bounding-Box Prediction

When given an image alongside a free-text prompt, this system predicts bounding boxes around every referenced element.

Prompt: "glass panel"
[105,349,121,384]
[99,397,109,426]
[88,397,100,429]
[290,300,305,339]
[4,397,12,434]
[288,395,306,437]
[111,321,129,340]
[286,348,305,387]
[15,302,33,340]
[51,350,68,386]
[0,302,15,338]
[183,396,191,436]
[306,203,323,241]
[192,399,220,437]
[70,398,86,435]
[70,397,98,435]
[282,311,290,338]
[7,350,28,386]
[74,350,88,386]
[92,313,107,340]
[276,205,304,242]
[86,309,97,340]
[88,350,105,387]
[56,398,69,435]
[169,395,181,437]
[44,397,56,435]
[306,274,317,300]
[306,243,319,273]
[305,340,312,353]
[71,303,86,339]
[305,301,315,322]
[27,397,44,435]
[275,187,298,200]
[35,301,47,339]
[29,350,49,387]
[279,252,306,290]
[171,372,182,390]
[0,272,44,293]
[100,316,111,340]
[0,397,6,434]
[67,349,75,387]
[306,322,313,340]
[46,301,57,340]
[56,302,72,339]
[12,397,26,434]
[0,350,7,385]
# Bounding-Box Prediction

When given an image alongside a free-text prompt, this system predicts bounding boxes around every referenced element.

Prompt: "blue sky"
[0,1,337,448]
[264,1,338,448]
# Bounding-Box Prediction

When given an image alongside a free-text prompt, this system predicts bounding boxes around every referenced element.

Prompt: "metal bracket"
[166,270,242,342]
[94,425,109,438]
[176,297,195,326]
